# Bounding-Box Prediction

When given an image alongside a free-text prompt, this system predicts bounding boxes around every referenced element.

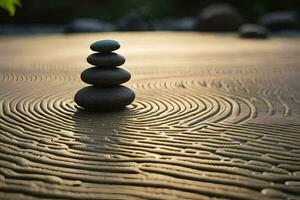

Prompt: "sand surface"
[0,32,300,199]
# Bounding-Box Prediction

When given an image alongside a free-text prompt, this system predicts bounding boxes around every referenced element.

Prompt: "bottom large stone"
[74,86,135,111]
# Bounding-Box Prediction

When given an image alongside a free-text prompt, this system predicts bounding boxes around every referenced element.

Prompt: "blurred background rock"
[0,0,299,35]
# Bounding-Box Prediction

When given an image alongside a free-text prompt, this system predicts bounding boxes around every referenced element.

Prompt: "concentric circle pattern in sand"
[0,33,300,199]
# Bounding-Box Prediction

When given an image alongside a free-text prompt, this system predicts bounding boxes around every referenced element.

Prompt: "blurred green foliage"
[0,0,21,16]
[0,0,299,23]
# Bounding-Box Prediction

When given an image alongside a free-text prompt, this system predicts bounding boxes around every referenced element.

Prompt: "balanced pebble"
[81,67,131,85]
[87,53,125,67]
[74,86,135,110]
[90,40,120,53]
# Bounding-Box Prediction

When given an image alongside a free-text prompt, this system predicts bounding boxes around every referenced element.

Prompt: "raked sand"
[0,32,300,199]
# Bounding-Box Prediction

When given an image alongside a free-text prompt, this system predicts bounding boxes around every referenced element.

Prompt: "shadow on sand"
[71,107,134,154]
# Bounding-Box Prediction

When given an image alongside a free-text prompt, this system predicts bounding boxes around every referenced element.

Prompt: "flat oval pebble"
[90,40,120,53]
[81,67,131,85]
[74,86,135,110]
[87,53,125,67]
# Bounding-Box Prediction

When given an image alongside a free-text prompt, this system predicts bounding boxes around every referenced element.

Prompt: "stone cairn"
[74,39,135,111]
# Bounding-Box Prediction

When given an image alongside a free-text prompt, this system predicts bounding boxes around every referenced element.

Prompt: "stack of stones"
[74,39,135,111]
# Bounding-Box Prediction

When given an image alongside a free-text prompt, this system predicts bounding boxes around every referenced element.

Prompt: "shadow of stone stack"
[74,40,135,111]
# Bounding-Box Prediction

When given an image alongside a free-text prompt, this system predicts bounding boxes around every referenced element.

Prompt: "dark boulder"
[239,24,269,39]
[195,4,243,32]
[154,17,196,31]
[259,11,298,31]
[64,18,115,33]
[116,10,152,31]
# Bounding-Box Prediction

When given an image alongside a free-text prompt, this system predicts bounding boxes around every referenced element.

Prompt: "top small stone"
[90,40,120,53]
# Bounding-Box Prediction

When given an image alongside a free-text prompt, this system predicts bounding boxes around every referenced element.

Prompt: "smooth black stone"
[239,24,269,39]
[74,86,135,110]
[90,40,120,53]
[195,4,243,31]
[87,53,125,67]
[81,67,131,85]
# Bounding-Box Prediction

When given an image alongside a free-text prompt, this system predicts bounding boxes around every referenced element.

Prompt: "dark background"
[1,0,299,24]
